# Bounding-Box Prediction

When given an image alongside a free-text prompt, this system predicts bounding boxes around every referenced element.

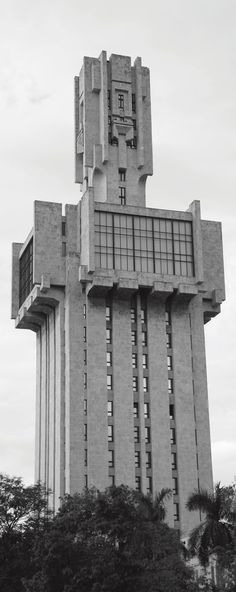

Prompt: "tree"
[186,482,235,567]
[139,487,172,522]
[23,485,198,592]
[186,482,236,591]
[0,473,51,592]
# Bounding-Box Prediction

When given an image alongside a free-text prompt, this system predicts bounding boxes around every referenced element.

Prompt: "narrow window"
[166,333,172,348]
[62,220,66,236]
[146,451,152,469]
[107,90,111,109]
[119,169,126,182]
[84,349,87,365]
[133,376,138,391]
[84,424,87,441]
[132,353,137,368]
[108,425,113,442]
[119,186,126,206]
[134,426,140,443]
[144,402,149,419]
[165,310,171,326]
[135,476,141,491]
[170,427,176,445]
[107,375,112,390]
[135,450,141,468]
[145,426,151,443]
[141,308,146,323]
[107,401,113,417]
[83,303,86,319]
[108,449,114,468]
[107,352,112,367]
[168,378,173,394]
[174,502,179,521]
[173,477,178,495]
[83,399,87,415]
[84,474,88,488]
[133,402,139,418]
[106,328,112,344]
[131,330,137,345]
[131,308,136,323]
[171,452,177,470]
[132,93,136,113]
[83,326,87,343]
[142,354,148,369]
[169,404,175,420]
[143,377,148,392]
[167,356,172,371]
[118,93,124,110]
[84,448,87,467]
[142,331,147,347]
[106,305,111,322]
[84,373,87,389]
[146,476,152,494]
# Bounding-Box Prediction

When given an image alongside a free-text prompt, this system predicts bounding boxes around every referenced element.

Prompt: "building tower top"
[75,51,153,207]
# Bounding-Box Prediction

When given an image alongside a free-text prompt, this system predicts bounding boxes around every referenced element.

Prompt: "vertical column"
[35,331,42,483]
[54,298,65,507]
[113,294,135,487]
[171,297,199,537]
[65,256,84,495]
[148,295,174,527]
[190,295,213,491]
[87,295,108,490]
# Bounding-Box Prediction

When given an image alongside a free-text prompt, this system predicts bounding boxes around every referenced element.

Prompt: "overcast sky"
[0,0,235,486]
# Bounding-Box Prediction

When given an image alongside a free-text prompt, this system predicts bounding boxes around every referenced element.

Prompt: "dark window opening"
[118,93,124,110]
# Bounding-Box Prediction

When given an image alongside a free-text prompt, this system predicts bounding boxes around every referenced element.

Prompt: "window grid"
[95,212,194,276]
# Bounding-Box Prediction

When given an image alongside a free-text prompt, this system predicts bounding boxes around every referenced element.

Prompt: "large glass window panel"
[94,212,194,277]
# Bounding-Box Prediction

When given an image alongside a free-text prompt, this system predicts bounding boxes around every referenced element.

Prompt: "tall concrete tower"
[11,51,225,538]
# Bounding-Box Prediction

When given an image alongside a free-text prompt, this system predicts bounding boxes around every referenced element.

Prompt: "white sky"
[0,0,235,486]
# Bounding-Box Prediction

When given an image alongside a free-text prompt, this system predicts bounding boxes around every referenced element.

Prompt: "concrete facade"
[11,52,225,538]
